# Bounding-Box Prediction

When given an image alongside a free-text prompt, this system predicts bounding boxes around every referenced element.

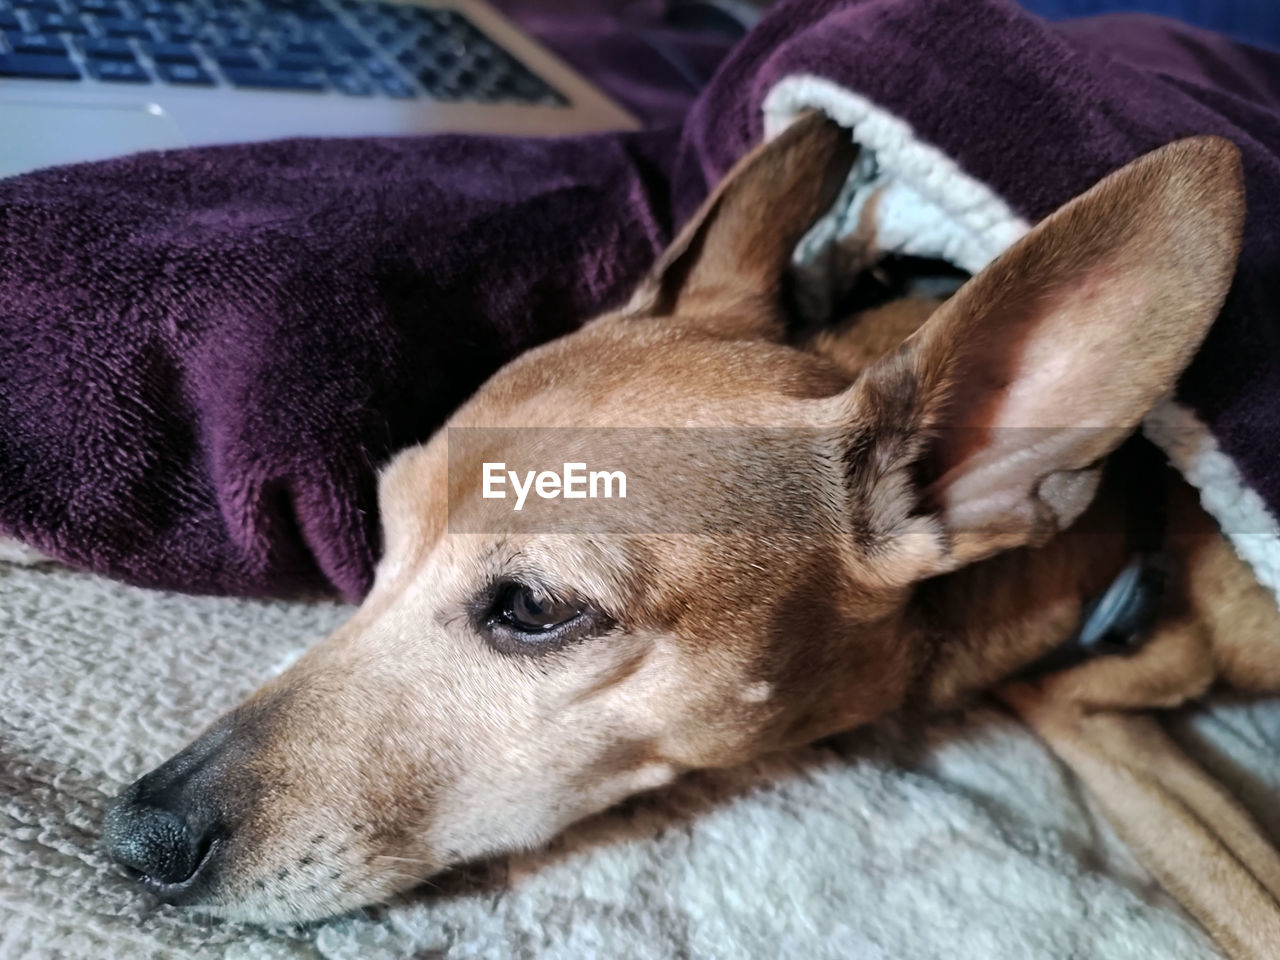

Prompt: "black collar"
[1017,437,1172,678]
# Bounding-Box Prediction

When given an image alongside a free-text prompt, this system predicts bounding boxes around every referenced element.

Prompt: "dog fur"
[106,114,1280,958]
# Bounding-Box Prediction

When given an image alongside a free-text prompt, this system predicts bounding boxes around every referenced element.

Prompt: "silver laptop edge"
[0,0,640,178]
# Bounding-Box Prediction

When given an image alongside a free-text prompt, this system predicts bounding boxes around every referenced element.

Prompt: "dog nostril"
[102,797,215,888]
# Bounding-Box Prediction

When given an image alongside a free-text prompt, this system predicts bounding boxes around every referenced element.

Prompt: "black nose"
[102,795,212,886]
[102,716,238,897]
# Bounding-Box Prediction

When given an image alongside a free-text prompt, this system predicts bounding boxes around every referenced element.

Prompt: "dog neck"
[904,459,1169,711]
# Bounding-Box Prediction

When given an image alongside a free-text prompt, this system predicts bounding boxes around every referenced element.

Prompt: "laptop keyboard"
[0,0,569,104]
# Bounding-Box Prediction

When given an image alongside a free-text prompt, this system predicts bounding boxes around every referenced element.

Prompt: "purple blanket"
[2,0,1279,602]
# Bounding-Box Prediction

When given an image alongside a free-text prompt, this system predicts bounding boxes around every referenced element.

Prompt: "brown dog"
[103,114,1279,957]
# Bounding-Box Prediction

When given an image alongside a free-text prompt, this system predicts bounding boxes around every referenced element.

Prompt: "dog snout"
[103,717,240,901]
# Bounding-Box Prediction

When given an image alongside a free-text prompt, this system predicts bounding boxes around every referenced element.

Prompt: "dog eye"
[499,583,583,632]
[479,581,604,656]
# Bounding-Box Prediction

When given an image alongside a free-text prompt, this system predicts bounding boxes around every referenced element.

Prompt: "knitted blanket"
[7,555,1279,958]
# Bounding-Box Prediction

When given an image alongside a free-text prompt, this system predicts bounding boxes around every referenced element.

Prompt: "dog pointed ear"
[828,137,1244,576]
[624,111,859,339]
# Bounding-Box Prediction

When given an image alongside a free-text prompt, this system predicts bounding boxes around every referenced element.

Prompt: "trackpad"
[0,100,187,178]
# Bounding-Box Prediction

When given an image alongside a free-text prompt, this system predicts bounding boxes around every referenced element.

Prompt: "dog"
[102,113,1280,957]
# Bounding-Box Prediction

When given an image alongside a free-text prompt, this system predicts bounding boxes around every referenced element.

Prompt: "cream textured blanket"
[3,558,1278,959]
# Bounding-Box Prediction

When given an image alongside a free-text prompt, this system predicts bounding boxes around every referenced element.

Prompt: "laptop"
[0,0,640,178]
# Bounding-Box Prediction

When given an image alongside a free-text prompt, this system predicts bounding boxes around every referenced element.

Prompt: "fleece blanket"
[7,553,1280,959]
[2,0,1280,603]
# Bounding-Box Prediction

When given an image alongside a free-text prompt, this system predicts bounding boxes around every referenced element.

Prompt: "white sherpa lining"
[766,75,1031,275]
[1145,399,1280,597]
[764,75,1280,605]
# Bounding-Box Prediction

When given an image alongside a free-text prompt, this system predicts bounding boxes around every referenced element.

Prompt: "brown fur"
[113,114,1279,957]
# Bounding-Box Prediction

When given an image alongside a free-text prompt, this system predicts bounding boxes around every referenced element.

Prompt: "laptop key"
[295,7,335,25]
[78,35,132,58]
[221,65,325,90]
[377,74,414,98]
[155,59,213,84]
[282,38,321,55]
[94,15,154,38]
[423,75,461,100]
[193,22,223,43]
[427,47,457,70]
[331,70,371,96]
[314,23,365,48]
[223,25,260,47]
[12,0,60,11]
[158,22,195,42]
[0,10,19,29]
[86,56,149,81]
[209,47,257,68]
[0,50,78,76]
[5,31,65,54]
[37,12,89,32]
[270,49,323,70]
[143,39,197,63]
[329,37,369,56]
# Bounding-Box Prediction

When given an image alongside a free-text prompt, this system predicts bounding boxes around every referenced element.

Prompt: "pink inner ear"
[999,265,1153,430]
[926,261,1152,534]
[868,136,1242,554]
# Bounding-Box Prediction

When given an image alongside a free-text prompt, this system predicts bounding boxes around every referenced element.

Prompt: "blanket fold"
[2,0,1278,601]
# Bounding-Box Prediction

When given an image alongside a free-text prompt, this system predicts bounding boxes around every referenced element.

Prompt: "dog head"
[103,115,1244,922]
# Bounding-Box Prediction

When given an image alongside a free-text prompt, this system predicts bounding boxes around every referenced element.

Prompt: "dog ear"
[624,111,859,339]
[827,137,1244,577]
